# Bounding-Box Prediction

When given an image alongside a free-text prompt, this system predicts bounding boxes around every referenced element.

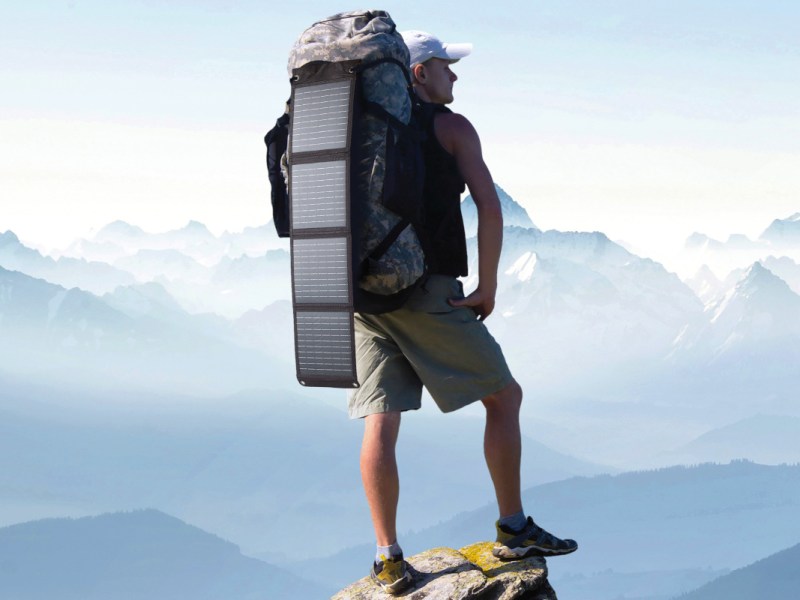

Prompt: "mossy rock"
[332,542,555,599]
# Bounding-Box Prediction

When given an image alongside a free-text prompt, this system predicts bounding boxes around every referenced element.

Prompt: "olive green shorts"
[347,275,514,419]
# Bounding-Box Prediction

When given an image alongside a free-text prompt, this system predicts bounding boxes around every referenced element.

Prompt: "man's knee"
[482,379,522,413]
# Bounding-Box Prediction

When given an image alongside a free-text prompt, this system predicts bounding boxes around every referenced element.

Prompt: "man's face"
[416,57,458,104]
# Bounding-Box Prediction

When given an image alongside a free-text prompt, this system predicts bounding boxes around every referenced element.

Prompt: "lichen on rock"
[332,541,557,599]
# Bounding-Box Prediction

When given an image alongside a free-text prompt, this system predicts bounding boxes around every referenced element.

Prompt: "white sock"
[376,541,402,562]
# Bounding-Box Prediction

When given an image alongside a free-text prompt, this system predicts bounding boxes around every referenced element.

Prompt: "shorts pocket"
[404,276,464,314]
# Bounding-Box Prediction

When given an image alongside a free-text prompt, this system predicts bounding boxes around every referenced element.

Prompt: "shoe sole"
[492,543,578,560]
[370,570,413,595]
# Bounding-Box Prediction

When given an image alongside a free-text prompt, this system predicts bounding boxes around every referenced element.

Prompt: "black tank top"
[419,102,468,277]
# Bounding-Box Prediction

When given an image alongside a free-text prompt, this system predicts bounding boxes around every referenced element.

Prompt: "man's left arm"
[437,113,503,320]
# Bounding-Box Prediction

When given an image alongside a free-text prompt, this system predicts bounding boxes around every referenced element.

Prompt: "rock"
[332,541,557,599]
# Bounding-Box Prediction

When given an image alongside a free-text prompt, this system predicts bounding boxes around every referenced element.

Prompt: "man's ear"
[412,63,426,83]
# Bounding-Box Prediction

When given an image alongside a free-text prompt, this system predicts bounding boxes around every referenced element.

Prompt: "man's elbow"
[475,198,503,223]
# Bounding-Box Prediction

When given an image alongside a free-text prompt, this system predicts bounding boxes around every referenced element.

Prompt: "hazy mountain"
[465,226,703,396]
[760,255,800,295]
[637,262,800,432]
[231,299,295,359]
[759,212,800,248]
[0,509,331,600]
[724,233,762,250]
[62,220,288,267]
[685,264,726,305]
[0,378,610,562]
[678,542,800,600]
[673,263,800,365]
[158,249,290,318]
[291,462,800,598]
[93,220,147,244]
[461,183,537,238]
[0,266,288,394]
[59,223,290,317]
[60,237,129,264]
[413,461,800,574]
[102,282,231,340]
[102,281,188,318]
[684,232,764,253]
[555,567,729,600]
[5,199,799,470]
[660,414,800,466]
[0,264,138,347]
[219,223,287,257]
[113,248,211,283]
[1,230,135,295]
[679,227,800,286]
[158,219,217,245]
[107,220,227,265]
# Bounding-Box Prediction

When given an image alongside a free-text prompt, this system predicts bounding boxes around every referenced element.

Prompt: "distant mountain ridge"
[1,229,135,294]
[294,461,800,598]
[671,262,800,376]
[0,379,611,562]
[3,188,800,466]
[678,541,800,599]
[0,265,288,394]
[461,183,537,237]
[62,220,286,266]
[685,213,800,252]
[759,212,800,247]
[0,509,331,600]
[661,414,800,466]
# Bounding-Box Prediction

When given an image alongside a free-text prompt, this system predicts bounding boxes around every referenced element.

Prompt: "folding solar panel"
[288,62,358,388]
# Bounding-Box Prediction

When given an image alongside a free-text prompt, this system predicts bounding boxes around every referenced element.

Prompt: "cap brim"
[438,42,472,62]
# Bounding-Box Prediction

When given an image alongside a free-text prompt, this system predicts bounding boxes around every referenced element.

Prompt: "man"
[350,30,578,595]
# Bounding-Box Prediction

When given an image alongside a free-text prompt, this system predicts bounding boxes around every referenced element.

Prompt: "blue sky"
[2,1,799,257]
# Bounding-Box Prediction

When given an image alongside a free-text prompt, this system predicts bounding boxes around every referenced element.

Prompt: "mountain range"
[287,460,800,600]
[685,212,800,252]
[680,213,800,286]
[1,417,796,600]
[677,541,800,600]
[0,378,610,561]
[3,186,800,468]
[3,187,800,598]
[0,509,330,599]
[0,265,288,394]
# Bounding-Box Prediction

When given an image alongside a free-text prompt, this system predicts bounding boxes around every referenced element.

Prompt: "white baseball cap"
[400,30,472,67]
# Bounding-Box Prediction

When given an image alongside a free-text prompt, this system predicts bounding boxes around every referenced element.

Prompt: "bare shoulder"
[433,111,481,155]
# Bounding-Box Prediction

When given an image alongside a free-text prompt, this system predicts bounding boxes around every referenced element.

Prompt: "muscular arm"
[435,112,503,320]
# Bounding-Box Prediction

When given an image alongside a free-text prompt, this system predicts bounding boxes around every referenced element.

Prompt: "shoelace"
[506,519,563,549]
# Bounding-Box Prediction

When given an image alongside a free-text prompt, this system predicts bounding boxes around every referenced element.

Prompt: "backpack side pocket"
[264,110,291,238]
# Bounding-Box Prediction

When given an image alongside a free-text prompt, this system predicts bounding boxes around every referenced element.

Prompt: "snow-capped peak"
[759,213,800,247]
[461,184,537,238]
[710,262,800,329]
[685,264,724,305]
[505,251,538,281]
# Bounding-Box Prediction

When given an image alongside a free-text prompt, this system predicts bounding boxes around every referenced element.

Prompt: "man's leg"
[360,411,402,547]
[482,379,524,518]
[483,379,579,558]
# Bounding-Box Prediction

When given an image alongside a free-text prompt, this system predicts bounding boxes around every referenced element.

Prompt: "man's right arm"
[434,112,503,320]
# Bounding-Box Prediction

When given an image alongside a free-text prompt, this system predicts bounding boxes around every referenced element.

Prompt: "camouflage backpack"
[265,10,427,315]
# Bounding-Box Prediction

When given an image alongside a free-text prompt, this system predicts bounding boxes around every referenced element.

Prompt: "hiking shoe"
[493,516,578,559]
[370,553,413,595]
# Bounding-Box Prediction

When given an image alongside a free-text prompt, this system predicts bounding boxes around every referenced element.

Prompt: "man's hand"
[448,286,496,321]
